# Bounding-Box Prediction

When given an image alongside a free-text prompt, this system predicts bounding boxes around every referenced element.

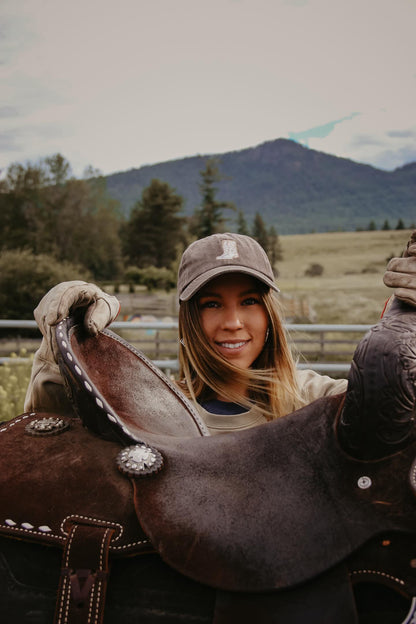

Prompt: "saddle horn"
[338,296,416,460]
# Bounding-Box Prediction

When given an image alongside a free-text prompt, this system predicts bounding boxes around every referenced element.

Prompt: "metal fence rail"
[0,319,374,376]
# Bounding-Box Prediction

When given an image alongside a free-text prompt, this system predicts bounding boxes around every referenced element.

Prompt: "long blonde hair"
[177,285,305,420]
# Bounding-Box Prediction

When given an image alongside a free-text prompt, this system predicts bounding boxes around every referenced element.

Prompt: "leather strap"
[54,522,115,624]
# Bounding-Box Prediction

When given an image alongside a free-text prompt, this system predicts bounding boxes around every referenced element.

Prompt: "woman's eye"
[199,300,220,309]
[242,297,260,306]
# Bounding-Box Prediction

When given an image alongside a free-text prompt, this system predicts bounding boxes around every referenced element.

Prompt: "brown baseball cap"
[178,232,279,301]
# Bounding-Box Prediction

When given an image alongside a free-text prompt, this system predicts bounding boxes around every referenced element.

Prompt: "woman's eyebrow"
[199,289,259,298]
[198,291,221,298]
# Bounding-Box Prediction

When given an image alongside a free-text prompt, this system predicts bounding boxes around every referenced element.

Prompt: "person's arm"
[296,368,347,406]
[24,281,120,414]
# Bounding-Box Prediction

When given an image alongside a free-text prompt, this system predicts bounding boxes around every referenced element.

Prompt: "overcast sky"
[1,0,415,177]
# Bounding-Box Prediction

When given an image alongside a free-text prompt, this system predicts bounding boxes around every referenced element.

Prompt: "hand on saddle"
[36,280,120,336]
[24,282,120,414]
[383,230,416,307]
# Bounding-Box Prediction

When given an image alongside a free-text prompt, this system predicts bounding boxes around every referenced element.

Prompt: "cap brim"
[179,265,279,301]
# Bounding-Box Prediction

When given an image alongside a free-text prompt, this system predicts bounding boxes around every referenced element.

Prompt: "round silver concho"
[116,444,163,477]
[25,417,70,436]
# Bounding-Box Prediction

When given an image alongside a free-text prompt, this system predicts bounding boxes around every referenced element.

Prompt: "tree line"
[0,154,282,318]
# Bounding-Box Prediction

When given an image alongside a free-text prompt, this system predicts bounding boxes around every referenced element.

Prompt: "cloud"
[349,134,386,148]
[0,130,22,152]
[372,145,416,171]
[0,106,19,118]
[1,0,415,174]
[387,129,416,139]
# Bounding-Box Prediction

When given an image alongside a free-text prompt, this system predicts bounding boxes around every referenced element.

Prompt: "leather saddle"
[1,298,416,623]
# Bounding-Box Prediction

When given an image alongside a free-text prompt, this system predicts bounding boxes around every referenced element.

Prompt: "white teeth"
[219,341,246,349]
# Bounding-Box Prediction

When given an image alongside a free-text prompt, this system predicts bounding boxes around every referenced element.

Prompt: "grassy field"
[276,229,412,324]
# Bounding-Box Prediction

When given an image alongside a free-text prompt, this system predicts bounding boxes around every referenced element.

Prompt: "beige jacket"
[198,370,347,435]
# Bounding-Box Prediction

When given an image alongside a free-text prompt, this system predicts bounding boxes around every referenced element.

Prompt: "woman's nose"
[222,306,244,329]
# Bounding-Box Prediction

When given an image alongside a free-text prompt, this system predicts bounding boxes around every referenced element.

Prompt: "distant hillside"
[105,139,416,234]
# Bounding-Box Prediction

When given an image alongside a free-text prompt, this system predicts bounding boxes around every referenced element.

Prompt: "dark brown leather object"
[339,297,416,459]
[0,412,150,555]
[133,393,416,592]
[57,317,209,446]
[1,293,416,622]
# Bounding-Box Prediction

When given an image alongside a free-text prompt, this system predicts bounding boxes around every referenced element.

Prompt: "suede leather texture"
[133,394,416,592]
[57,319,208,446]
[0,413,150,555]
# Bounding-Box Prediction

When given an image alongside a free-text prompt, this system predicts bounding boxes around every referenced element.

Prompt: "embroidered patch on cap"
[216,239,239,260]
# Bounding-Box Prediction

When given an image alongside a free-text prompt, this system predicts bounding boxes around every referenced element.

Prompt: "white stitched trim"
[350,569,405,585]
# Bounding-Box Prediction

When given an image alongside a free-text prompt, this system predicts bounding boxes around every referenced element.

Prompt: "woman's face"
[197,273,269,370]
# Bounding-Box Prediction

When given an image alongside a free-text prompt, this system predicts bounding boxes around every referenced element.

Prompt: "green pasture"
[0,352,33,422]
[277,229,411,324]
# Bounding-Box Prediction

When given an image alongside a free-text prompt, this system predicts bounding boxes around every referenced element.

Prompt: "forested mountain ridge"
[105,139,416,234]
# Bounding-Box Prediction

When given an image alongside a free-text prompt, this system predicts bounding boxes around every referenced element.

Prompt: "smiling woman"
[176,232,347,431]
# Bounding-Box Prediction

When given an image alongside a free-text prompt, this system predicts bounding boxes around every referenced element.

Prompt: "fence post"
[155,330,160,359]
[319,331,325,358]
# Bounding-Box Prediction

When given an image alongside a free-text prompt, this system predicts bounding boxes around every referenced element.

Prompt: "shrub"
[305,263,324,277]
[124,266,176,293]
[0,249,91,319]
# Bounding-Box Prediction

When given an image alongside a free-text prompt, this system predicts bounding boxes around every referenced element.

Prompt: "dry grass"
[276,229,412,324]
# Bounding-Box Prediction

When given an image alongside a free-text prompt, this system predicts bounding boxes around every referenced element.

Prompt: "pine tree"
[251,213,269,250]
[236,210,249,235]
[268,225,283,266]
[190,159,235,238]
[123,179,185,268]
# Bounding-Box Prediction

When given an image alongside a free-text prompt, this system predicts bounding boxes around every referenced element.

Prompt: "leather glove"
[24,281,120,413]
[383,231,416,307]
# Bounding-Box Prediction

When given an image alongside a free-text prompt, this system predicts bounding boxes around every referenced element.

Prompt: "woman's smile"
[198,273,269,371]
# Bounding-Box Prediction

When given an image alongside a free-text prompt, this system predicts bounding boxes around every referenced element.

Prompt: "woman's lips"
[216,340,248,350]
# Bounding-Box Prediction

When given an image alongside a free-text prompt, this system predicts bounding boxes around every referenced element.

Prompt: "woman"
[175,232,346,434]
[24,231,416,430]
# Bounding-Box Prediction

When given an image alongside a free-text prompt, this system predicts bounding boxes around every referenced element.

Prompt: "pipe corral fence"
[0,319,374,377]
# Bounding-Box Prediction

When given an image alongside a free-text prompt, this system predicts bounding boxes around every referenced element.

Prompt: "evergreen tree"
[268,225,283,266]
[0,154,124,280]
[396,218,405,230]
[251,213,269,251]
[368,220,377,231]
[190,158,235,238]
[123,179,185,268]
[381,219,391,231]
[236,210,249,235]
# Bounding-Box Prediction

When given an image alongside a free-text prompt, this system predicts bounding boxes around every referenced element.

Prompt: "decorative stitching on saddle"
[60,514,150,549]
[0,522,65,542]
[88,527,112,624]
[61,514,124,542]
[350,569,405,585]
[56,573,70,624]
[110,538,150,551]
[0,413,31,433]
[411,462,416,489]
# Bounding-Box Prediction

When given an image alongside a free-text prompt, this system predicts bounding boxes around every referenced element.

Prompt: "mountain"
[105,139,416,234]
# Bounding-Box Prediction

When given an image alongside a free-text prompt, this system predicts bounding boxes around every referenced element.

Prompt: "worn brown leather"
[0,412,150,555]
[1,291,416,621]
